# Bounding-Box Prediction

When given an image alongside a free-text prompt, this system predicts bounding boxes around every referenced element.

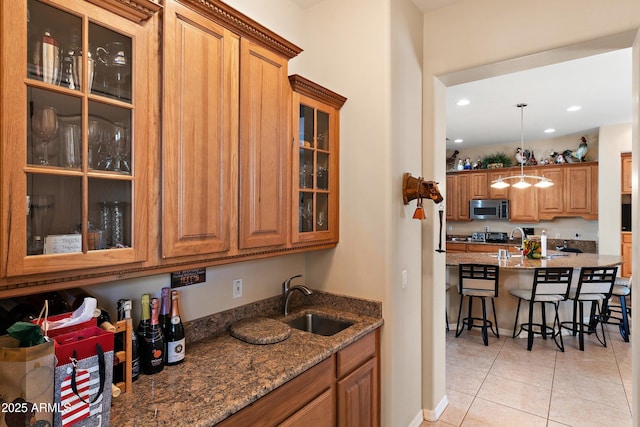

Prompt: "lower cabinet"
[622,232,632,278]
[218,329,380,427]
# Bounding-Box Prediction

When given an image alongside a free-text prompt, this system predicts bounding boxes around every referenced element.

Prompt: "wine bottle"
[96,308,116,332]
[165,290,185,366]
[159,287,171,341]
[136,293,150,344]
[0,298,38,335]
[141,297,164,375]
[117,299,140,381]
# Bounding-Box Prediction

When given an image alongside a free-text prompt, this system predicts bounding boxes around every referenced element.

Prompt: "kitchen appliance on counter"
[470,232,508,243]
[469,199,509,220]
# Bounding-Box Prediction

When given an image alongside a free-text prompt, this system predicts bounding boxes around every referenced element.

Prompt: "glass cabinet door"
[290,75,346,245]
[3,0,149,277]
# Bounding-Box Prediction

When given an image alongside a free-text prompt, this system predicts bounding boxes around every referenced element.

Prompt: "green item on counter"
[6,321,46,347]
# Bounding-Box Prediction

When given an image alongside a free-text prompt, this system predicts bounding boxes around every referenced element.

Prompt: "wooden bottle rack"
[114,318,133,394]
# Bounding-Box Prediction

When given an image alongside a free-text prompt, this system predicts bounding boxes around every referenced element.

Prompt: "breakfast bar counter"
[446,251,623,270]
[445,252,623,338]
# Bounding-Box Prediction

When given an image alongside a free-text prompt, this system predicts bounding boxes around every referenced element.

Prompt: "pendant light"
[490,103,554,189]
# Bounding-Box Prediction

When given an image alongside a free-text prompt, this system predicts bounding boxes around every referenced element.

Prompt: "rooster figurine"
[446,150,459,171]
[563,136,589,163]
[515,147,526,165]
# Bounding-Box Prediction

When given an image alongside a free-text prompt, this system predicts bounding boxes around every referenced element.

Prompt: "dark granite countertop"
[109,292,383,426]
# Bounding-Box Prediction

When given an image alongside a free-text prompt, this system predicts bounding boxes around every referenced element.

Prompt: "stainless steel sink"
[286,313,353,336]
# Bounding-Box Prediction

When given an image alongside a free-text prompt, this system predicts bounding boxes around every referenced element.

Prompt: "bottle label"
[167,338,186,364]
[132,357,141,377]
[171,316,180,325]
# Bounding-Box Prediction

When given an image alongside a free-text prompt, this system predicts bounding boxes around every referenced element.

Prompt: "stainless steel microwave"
[470,199,509,220]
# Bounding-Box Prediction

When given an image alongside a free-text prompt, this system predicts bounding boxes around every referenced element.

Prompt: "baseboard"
[407,410,425,427]
[422,394,449,422]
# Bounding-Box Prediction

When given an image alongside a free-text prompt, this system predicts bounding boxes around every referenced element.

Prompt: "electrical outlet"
[232,279,242,299]
[447,225,453,232]
[402,270,407,289]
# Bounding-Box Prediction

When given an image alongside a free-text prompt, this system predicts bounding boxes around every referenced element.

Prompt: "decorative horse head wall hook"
[403,173,444,220]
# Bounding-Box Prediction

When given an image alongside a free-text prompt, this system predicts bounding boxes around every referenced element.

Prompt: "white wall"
[422,0,640,419]
[598,123,632,255]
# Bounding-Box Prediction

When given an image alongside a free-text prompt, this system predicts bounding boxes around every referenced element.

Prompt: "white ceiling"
[445,48,632,150]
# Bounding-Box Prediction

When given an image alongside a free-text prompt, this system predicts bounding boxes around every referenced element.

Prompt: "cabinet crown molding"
[86,0,162,23]
[289,74,347,108]
[177,0,303,59]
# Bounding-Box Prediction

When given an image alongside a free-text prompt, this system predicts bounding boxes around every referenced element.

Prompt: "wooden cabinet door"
[564,165,593,215]
[509,170,539,223]
[468,172,489,199]
[489,171,509,199]
[622,232,632,278]
[456,174,470,220]
[538,167,564,220]
[445,175,458,221]
[446,242,467,253]
[337,357,379,427]
[621,153,632,194]
[290,76,345,245]
[238,38,290,249]
[2,0,151,278]
[279,389,335,427]
[162,1,237,258]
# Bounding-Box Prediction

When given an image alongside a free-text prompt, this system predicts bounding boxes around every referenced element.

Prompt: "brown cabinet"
[508,170,539,223]
[446,174,470,221]
[161,0,300,258]
[621,152,632,194]
[446,242,467,253]
[622,232,632,278]
[1,0,156,278]
[218,329,380,427]
[468,172,489,199]
[290,75,346,245]
[488,171,510,199]
[538,163,597,220]
[336,331,380,427]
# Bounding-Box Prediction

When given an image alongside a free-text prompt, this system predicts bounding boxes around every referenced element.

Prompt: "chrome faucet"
[509,227,527,242]
[282,274,313,316]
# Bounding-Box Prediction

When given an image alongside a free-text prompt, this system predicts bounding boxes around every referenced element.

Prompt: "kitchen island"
[109,293,382,426]
[445,251,623,338]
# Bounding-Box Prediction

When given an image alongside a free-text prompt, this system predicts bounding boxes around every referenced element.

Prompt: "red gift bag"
[52,327,114,427]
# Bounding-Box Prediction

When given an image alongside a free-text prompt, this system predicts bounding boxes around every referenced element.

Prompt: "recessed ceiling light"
[566,105,582,112]
[456,99,470,106]
[454,138,463,143]
[544,128,556,134]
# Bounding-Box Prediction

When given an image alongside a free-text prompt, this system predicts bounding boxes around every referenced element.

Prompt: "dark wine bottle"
[136,293,150,344]
[141,297,164,375]
[159,287,171,342]
[165,290,185,366]
[96,308,116,332]
[117,299,140,381]
[0,298,38,335]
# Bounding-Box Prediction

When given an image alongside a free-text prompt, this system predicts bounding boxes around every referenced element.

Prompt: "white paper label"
[167,338,185,363]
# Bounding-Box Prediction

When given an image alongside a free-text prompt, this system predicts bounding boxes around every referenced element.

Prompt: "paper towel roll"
[541,232,547,258]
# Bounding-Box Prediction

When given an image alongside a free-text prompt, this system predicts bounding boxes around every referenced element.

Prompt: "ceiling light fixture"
[454,138,463,143]
[544,128,556,134]
[566,105,582,112]
[490,103,554,190]
[456,99,470,106]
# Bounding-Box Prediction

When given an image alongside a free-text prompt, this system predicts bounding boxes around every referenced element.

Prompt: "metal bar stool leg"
[481,298,488,346]
[512,299,522,338]
[620,295,630,342]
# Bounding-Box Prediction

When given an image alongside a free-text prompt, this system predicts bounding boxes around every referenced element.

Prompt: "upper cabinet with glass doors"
[1,0,156,279]
[290,75,346,245]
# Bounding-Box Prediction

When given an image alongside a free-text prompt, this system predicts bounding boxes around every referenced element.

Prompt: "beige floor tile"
[420,420,457,427]
[489,352,555,390]
[553,369,629,410]
[446,363,487,396]
[460,398,547,427]
[438,389,474,427]
[477,373,551,418]
[548,390,632,427]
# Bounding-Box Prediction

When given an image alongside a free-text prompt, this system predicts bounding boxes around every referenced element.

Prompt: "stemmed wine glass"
[88,119,102,169]
[111,122,130,173]
[31,106,59,165]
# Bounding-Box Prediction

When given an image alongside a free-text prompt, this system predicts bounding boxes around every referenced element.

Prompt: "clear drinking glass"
[31,106,59,165]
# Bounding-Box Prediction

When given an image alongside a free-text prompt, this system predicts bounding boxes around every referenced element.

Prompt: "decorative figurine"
[563,136,589,163]
[555,153,565,164]
[464,158,471,169]
[457,159,464,170]
[529,150,538,166]
[446,150,459,171]
[473,157,483,169]
[515,147,526,165]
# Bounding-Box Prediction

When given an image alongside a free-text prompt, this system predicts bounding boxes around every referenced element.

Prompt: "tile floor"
[422,323,632,426]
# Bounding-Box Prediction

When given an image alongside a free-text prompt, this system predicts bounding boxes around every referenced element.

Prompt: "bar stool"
[455,264,499,346]
[560,266,618,351]
[603,276,631,342]
[509,267,573,351]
